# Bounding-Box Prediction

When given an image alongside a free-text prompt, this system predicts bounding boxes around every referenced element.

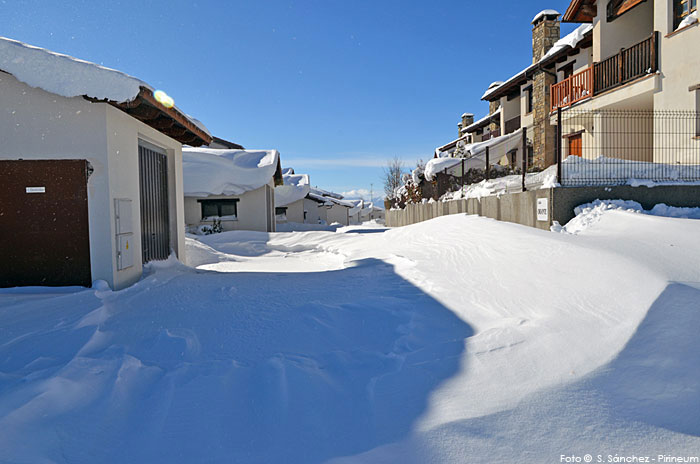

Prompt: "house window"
[198,199,238,219]
[275,207,287,216]
[675,0,698,29]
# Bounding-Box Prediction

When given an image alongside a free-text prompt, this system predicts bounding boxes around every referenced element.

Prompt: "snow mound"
[0,36,145,102]
[552,199,700,234]
[183,148,280,196]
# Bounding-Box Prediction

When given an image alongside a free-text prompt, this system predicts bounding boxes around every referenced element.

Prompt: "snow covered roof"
[435,135,469,156]
[275,172,311,207]
[310,187,343,200]
[306,188,354,208]
[541,23,593,61]
[481,23,592,102]
[306,192,334,206]
[464,108,501,132]
[183,148,282,197]
[532,9,560,24]
[425,129,524,181]
[0,36,211,146]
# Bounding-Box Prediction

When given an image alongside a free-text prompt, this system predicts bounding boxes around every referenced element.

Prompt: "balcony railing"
[551,32,658,112]
[550,68,593,112]
[481,129,501,141]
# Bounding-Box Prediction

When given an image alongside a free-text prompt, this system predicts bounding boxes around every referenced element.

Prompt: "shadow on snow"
[0,258,473,464]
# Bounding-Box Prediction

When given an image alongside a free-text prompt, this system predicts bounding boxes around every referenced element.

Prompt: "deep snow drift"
[0,213,698,463]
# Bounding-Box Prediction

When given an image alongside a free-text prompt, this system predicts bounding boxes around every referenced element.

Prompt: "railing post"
[461,159,465,188]
[485,146,490,180]
[619,48,624,84]
[651,31,658,72]
[521,127,528,192]
[557,107,562,185]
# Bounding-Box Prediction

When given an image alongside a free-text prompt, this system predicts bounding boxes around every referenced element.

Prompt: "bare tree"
[383,156,405,198]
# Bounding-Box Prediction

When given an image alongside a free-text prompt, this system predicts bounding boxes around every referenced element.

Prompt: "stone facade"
[531,15,560,169]
[532,16,560,64]
[459,113,474,137]
[489,100,501,132]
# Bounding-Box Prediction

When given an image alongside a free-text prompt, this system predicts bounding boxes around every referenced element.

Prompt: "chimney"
[532,10,560,64]
[459,113,474,137]
[461,113,474,127]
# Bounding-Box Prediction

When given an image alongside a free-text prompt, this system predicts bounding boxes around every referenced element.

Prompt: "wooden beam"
[148,117,176,130]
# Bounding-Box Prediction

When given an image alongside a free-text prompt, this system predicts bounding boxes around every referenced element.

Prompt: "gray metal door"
[138,144,170,263]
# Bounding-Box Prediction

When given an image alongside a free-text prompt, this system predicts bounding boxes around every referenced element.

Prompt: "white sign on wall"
[25,187,46,193]
[536,198,549,222]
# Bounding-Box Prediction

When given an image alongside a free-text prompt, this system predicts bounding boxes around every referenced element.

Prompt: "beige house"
[479,10,594,168]
[554,0,699,163]
[0,37,210,290]
[274,169,311,224]
[183,148,283,233]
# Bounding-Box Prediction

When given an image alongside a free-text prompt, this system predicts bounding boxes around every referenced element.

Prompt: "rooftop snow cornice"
[0,36,211,146]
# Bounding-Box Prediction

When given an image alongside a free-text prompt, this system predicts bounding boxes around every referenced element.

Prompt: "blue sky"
[4,0,578,202]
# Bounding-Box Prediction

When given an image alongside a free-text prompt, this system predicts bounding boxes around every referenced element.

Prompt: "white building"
[0,37,210,290]
[183,148,283,233]
[306,189,353,226]
[274,169,311,224]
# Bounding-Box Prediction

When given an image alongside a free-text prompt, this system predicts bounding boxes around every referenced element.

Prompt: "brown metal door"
[0,160,92,287]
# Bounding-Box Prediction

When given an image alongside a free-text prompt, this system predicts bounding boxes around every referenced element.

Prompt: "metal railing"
[550,32,658,111]
[555,109,700,186]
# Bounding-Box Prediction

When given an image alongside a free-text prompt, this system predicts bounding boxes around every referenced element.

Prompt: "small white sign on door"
[536,198,549,222]
[25,187,46,193]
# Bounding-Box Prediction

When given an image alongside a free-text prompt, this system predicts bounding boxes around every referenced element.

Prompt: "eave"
[562,0,597,23]
[86,86,212,147]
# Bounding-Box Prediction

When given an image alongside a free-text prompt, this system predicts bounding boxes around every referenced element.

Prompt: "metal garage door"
[0,160,92,287]
[138,143,170,263]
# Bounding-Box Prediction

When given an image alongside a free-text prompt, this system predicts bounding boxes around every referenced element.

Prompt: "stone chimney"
[459,113,474,137]
[531,9,560,169]
[532,10,560,64]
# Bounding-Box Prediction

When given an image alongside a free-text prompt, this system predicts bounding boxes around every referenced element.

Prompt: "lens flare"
[153,90,174,109]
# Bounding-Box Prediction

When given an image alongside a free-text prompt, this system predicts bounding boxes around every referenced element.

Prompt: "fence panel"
[558,110,700,186]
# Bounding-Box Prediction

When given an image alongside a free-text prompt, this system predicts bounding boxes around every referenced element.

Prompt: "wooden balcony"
[550,32,658,112]
[481,129,500,141]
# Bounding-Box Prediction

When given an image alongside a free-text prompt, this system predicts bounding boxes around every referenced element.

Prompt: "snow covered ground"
[0,213,699,463]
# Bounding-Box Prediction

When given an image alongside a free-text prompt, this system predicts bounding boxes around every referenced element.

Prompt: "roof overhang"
[273,156,284,186]
[86,86,212,147]
[562,0,597,23]
[607,0,648,22]
[481,29,593,101]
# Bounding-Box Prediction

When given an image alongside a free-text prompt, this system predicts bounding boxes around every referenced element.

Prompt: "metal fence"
[557,109,700,186]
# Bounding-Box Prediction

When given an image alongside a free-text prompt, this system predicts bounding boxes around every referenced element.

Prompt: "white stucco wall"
[185,180,276,233]
[303,198,327,224]
[279,198,305,223]
[1,73,185,290]
[654,0,700,111]
[327,204,349,226]
[105,105,184,289]
[500,94,521,134]
[593,0,654,62]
